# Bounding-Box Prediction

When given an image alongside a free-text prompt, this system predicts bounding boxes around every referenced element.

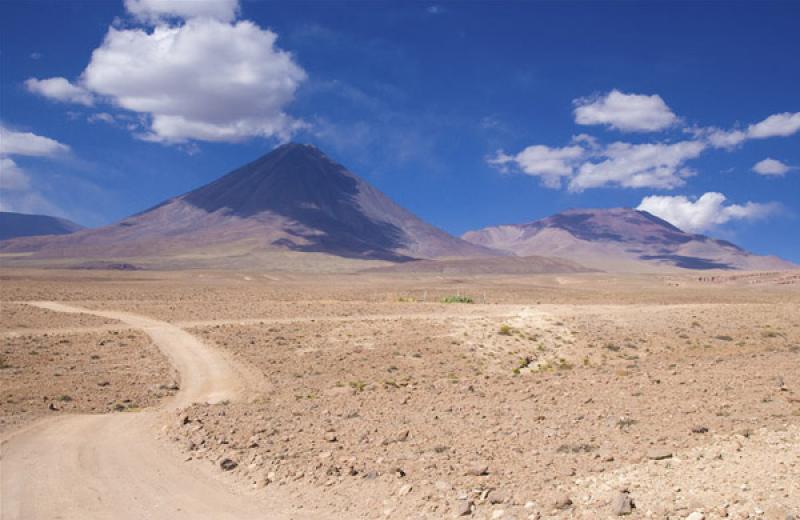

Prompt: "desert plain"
[1,267,799,519]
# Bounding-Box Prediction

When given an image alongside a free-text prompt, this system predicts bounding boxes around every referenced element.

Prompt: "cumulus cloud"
[0,126,70,157]
[573,90,678,132]
[489,144,585,188]
[489,136,704,191]
[637,192,779,233]
[570,140,704,191]
[124,0,239,23]
[701,111,800,149]
[753,158,792,176]
[748,112,800,138]
[491,88,800,193]
[24,0,306,144]
[25,77,94,106]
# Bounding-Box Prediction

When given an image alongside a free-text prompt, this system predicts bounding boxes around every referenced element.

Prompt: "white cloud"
[124,0,239,23]
[24,77,94,106]
[753,158,792,176]
[0,126,70,157]
[637,192,779,233]
[701,111,800,149]
[0,127,71,217]
[26,12,307,144]
[700,127,746,149]
[490,137,705,191]
[573,90,678,132]
[747,112,800,139]
[570,140,705,191]
[489,144,585,188]
[88,112,116,124]
[0,158,31,191]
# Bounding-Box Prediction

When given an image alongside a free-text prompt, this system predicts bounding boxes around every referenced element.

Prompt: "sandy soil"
[0,325,176,432]
[1,268,798,519]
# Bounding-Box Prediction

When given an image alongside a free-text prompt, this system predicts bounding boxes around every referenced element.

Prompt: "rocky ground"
[0,327,177,433]
[1,268,798,518]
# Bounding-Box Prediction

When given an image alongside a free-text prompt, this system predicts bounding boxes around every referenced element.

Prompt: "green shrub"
[441,295,474,304]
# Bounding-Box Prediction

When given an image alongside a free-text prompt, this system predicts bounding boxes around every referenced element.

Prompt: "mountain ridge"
[0,211,83,241]
[462,208,795,272]
[0,144,499,266]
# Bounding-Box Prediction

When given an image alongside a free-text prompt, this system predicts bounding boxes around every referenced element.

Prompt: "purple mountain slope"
[0,144,499,265]
[462,208,796,271]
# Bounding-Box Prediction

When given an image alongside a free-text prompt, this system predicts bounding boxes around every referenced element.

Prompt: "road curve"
[0,302,294,520]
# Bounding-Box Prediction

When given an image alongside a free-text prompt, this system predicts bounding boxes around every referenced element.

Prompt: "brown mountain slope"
[462,208,796,272]
[0,144,499,267]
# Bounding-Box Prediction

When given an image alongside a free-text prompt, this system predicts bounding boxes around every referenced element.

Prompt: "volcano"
[0,144,497,267]
[462,208,795,271]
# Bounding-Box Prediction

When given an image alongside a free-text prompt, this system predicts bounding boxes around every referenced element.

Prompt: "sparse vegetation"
[441,295,474,304]
[348,381,367,392]
[498,324,513,336]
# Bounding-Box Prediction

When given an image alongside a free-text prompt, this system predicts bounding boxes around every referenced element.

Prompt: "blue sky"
[1,0,798,261]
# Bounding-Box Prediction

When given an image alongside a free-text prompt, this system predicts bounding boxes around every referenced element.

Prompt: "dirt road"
[0,302,308,520]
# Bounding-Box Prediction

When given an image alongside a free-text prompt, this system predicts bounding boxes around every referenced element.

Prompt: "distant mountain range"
[0,144,496,267]
[0,211,83,241]
[1,146,793,272]
[462,208,795,271]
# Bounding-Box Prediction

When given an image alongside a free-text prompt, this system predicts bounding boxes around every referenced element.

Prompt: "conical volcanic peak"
[463,208,795,272]
[181,143,410,260]
[0,144,498,266]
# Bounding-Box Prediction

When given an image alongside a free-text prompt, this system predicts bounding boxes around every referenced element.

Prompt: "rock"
[324,432,337,442]
[435,480,452,492]
[491,510,505,519]
[464,464,489,476]
[612,491,635,515]
[686,513,704,520]
[48,403,59,411]
[488,490,508,504]
[553,495,572,510]
[456,500,474,516]
[219,458,238,471]
[398,484,413,496]
[691,426,709,434]
[647,449,673,460]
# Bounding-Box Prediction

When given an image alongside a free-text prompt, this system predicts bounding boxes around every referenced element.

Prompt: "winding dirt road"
[0,302,300,520]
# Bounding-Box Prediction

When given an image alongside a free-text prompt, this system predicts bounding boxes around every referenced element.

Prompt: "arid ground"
[1,268,798,519]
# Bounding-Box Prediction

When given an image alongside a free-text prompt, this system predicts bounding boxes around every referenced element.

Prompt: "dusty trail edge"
[0,301,319,520]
